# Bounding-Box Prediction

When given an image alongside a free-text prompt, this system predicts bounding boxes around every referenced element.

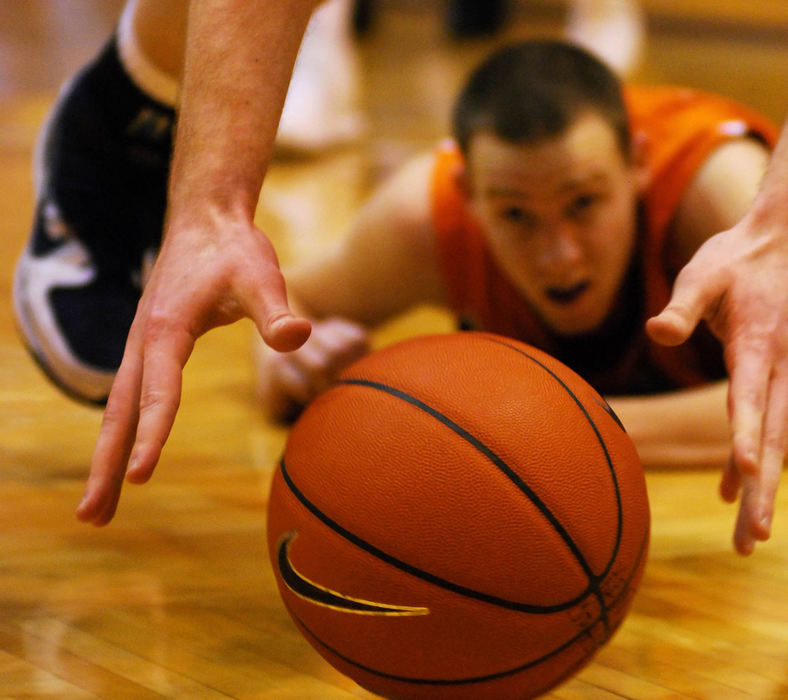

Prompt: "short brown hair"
[452,39,631,158]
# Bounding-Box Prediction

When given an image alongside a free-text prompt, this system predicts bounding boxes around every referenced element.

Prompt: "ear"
[452,155,473,199]
[629,129,651,194]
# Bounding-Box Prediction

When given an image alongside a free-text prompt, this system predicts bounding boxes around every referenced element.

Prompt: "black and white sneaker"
[13,37,173,405]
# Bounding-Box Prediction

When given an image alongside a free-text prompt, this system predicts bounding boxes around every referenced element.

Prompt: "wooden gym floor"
[1,1,787,697]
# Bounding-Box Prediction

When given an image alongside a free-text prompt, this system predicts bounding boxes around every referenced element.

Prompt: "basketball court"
[1,1,787,696]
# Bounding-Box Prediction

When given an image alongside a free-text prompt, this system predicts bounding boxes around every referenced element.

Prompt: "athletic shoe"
[13,37,173,404]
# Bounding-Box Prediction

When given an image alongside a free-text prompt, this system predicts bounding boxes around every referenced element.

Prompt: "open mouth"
[545,280,591,305]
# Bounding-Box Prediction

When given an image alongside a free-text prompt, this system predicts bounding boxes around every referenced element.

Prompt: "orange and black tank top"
[431,85,778,394]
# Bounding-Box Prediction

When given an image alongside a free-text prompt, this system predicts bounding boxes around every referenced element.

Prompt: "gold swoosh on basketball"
[277,531,430,616]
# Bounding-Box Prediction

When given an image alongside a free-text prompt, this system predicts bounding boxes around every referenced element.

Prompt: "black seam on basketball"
[280,457,591,614]
[477,335,624,566]
[336,373,607,626]
[290,604,588,685]
[281,524,649,687]
[337,378,599,581]
[472,333,628,632]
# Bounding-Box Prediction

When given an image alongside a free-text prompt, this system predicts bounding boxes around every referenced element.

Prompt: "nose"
[537,223,584,270]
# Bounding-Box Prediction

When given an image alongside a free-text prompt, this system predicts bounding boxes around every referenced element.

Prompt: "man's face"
[466,112,646,336]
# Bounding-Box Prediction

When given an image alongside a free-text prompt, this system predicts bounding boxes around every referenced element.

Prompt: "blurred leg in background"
[566,0,645,76]
[356,0,645,76]
[277,0,366,152]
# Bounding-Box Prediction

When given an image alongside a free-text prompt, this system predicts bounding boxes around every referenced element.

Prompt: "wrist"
[163,194,257,245]
[168,133,265,224]
[744,194,788,235]
[744,139,788,233]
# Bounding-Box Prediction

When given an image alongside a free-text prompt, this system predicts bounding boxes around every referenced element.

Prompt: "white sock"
[565,0,646,77]
[277,0,364,151]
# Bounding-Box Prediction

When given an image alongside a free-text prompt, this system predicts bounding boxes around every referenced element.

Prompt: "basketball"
[267,332,650,699]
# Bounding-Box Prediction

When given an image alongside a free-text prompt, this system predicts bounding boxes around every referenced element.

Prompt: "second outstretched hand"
[647,214,788,555]
[649,115,788,556]
[76,215,311,526]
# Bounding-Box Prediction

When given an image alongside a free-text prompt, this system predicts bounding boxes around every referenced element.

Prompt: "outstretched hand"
[258,316,370,422]
[647,217,788,555]
[76,216,311,526]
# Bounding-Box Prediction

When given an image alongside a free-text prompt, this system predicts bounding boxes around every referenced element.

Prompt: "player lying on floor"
[256,39,780,554]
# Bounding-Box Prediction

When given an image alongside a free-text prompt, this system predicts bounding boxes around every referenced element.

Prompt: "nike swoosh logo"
[276,531,429,616]
[594,397,626,432]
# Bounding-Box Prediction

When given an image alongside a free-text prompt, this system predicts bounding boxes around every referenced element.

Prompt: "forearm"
[607,381,730,470]
[169,0,319,225]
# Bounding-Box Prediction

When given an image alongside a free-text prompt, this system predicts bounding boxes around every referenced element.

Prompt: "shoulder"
[669,137,771,265]
[358,149,442,261]
[625,85,778,144]
[630,85,777,260]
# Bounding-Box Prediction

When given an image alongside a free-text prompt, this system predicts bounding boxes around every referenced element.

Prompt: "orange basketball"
[267,332,649,699]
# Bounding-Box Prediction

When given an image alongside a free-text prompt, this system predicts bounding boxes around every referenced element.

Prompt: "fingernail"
[126,455,140,481]
[76,493,91,520]
[737,537,755,556]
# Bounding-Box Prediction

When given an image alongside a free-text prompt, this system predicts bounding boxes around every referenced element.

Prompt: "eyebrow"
[484,172,611,199]
[559,173,611,192]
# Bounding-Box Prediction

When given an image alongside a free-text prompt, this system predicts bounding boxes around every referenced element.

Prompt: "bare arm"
[288,151,447,321]
[78,0,319,526]
[257,151,446,419]
[608,381,730,470]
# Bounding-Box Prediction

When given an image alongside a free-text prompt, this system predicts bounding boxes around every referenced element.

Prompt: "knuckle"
[138,385,169,415]
[141,311,174,345]
[299,345,330,376]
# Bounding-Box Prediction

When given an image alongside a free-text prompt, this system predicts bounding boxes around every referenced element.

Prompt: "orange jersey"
[431,85,778,394]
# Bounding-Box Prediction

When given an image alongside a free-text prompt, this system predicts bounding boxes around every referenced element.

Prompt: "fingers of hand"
[751,367,788,534]
[78,225,310,524]
[265,314,312,353]
[646,253,726,346]
[733,475,759,556]
[645,309,698,347]
[125,322,195,485]
[733,475,776,556]
[719,456,741,503]
[727,348,769,477]
[77,342,144,526]
[729,367,787,554]
[78,301,197,525]
[270,319,369,406]
[239,240,311,353]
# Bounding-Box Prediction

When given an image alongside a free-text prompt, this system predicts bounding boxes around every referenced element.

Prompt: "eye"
[567,194,599,218]
[502,206,524,222]
[499,206,537,228]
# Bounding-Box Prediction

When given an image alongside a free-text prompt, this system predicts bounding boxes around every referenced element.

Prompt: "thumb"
[243,262,311,353]
[646,305,701,347]
[262,312,312,353]
[646,262,725,347]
